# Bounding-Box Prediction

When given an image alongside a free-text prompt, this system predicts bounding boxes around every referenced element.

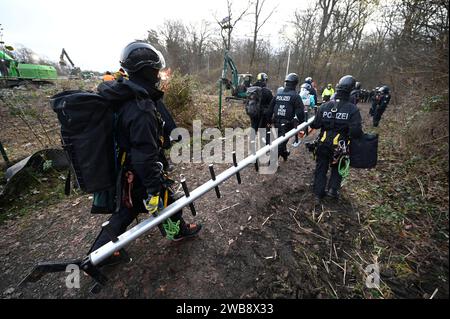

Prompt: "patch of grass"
[0,168,70,224]
[347,93,449,297]
[392,260,415,279]
[371,204,405,224]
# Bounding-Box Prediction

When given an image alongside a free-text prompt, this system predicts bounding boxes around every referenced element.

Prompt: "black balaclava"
[255,80,266,88]
[285,81,297,91]
[129,65,163,101]
[335,90,350,101]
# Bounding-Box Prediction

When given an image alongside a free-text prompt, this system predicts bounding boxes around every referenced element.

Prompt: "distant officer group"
[244,71,391,204]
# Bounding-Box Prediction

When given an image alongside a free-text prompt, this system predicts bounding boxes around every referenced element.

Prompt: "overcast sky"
[0,0,313,72]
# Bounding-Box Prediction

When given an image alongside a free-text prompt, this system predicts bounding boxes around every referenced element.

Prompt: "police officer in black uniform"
[310,75,363,202]
[350,81,361,105]
[270,73,305,161]
[250,72,274,131]
[373,85,391,127]
[91,42,201,258]
[369,87,380,116]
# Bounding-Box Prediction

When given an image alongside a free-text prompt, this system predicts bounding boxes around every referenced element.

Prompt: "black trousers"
[251,114,271,146]
[250,114,270,131]
[373,106,386,127]
[275,122,292,157]
[89,200,184,253]
[250,116,260,132]
[313,145,342,197]
[370,101,377,116]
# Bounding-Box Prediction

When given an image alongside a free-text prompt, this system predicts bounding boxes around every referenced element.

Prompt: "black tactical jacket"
[271,87,305,124]
[311,95,363,142]
[98,79,163,195]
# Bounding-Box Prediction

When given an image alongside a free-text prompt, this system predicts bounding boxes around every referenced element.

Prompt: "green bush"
[163,70,198,113]
[420,95,447,112]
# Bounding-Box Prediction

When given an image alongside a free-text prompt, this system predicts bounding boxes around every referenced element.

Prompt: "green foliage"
[163,71,198,113]
[43,160,53,172]
[421,95,447,112]
[372,204,405,223]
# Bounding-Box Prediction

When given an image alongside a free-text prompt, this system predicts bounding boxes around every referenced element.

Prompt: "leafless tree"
[311,0,339,75]
[215,0,251,51]
[134,0,447,95]
[159,20,188,73]
[186,20,212,73]
[249,0,277,68]
[290,8,317,77]
[13,47,35,63]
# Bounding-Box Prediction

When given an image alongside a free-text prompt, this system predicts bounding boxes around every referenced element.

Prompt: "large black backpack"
[50,90,116,194]
[245,86,263,118]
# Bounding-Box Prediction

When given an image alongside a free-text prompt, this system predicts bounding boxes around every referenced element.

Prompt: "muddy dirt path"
[1,103,447,299]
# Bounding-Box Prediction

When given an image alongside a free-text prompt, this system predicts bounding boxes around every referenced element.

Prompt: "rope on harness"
[338,155,350,180]
[163,218,180,241]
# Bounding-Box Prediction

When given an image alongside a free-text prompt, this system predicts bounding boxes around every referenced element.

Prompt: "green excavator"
[218,51,253,127]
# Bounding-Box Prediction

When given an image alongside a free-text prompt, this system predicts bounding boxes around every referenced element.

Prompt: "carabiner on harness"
[338,140,347,154]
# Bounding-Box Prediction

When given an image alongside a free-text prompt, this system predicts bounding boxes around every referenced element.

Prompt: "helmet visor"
[120,42,166,72]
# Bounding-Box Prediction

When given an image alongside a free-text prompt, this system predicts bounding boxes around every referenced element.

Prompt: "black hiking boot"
[314,196,323,206]
[281,150,290,161]
[327,189,340,199]
[313,191,326,206]
[172,223,202,242]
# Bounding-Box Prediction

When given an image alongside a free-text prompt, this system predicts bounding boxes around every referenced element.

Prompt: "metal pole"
[218,52,228,129]
[218,80,223,129]
[89,117,315,266]
[285,46,291,77]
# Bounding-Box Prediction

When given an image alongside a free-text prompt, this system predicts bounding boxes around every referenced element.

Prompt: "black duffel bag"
[350,133,378,169]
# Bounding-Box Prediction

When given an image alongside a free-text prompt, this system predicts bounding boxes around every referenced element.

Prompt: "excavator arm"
[218,51,248,128]
[59,48,80,78]
[59,48,75,68]
[221,51,239,91]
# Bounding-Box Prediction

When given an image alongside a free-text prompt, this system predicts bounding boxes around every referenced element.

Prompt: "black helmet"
[120,41,166,73]
[336,75,356,93]
[355,82,361,90]
[379,85,390,94]
[305,76,312,84]
[256,73,268,82]
[285,73,299,85]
